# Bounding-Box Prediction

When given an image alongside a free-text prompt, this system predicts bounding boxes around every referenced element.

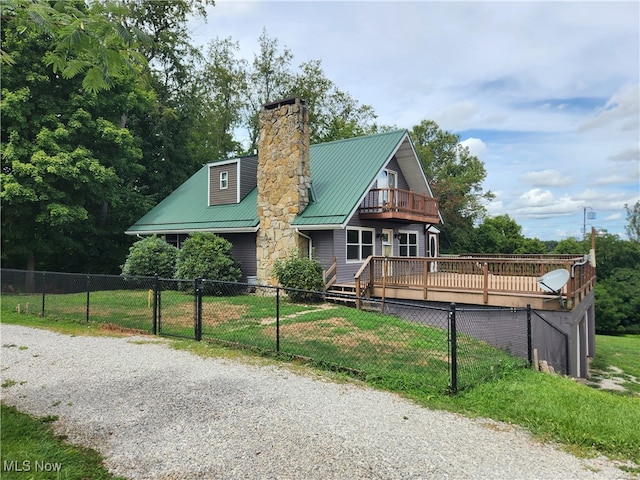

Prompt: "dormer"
[207,156,258,206]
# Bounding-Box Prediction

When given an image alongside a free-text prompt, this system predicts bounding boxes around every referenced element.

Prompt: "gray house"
[126,97,441,287]
[127,97,598,379]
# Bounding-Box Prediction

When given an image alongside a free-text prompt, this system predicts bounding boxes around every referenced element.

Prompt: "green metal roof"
[126,167,259,234]
[126,129,410,234]
[293,129,408,227]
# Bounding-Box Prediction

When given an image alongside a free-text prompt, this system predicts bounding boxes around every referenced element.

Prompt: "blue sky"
[188,0,640,241]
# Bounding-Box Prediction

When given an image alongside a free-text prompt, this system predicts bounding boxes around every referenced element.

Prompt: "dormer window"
[220,171,228,190]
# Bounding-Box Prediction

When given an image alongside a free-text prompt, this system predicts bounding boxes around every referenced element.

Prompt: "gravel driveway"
[0,324,631,479]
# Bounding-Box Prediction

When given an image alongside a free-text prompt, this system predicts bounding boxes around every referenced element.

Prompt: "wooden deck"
[328,255,596,311]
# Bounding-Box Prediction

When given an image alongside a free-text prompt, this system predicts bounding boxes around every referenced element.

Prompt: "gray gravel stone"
[0,324,633,479]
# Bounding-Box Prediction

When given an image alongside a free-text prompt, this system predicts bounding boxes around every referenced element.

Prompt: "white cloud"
[521,170,572,187]
[509,189,581,218]
[608,146,640,163]
[579,84,640,132]
[459,138,487,158]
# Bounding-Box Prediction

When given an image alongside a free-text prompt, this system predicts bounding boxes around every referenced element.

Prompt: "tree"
[587,232,640,333]
[1,0,212,272]
[470,214,545,254]
[411,120,493,252]
[595,268,640,334]
[188,37,247,163]
[288,60,380,144]
[1,17,155,272]
[115,0,216,202]
[121,236,177,278]
[239,30,381,152]
[624,201,640,243]
[551,237,584,255]
[2,0,150,93]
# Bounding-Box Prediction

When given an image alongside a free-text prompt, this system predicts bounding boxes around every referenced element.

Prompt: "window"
[398,231,418,257]
[346,228,374,262]
[220,171,228,189]
[377,169,398,207]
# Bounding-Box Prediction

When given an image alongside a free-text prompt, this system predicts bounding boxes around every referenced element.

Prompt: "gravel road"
[0,324,632,480]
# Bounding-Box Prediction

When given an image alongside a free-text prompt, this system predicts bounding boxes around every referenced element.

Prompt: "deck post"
[422,259,428,299]
[381,258,388,310]
[483,263,489,304]
[355,277,361,310]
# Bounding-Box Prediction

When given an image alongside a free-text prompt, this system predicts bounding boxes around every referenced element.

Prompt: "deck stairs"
[324,284,383,313]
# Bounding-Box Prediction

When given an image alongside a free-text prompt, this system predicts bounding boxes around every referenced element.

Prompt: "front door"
[381,229,393,257]
[381,228,393,276]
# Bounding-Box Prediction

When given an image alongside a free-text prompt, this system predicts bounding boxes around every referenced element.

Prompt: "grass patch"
[2,293,640,470]
[589,334,640,395]
[0,403,125,480]
[426,369,640,467]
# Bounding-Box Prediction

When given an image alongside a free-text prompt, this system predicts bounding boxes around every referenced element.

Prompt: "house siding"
[209,163,238,205]
[309,230,335,271]
[217,233,257,280]
[329,216,426,284]
[240,156,258,199]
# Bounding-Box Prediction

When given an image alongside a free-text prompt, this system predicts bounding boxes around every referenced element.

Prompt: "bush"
[273,253,325,302]
[175,233,242,294]
[121,236,177,278]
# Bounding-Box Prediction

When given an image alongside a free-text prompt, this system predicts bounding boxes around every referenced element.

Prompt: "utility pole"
[581,206,595,240]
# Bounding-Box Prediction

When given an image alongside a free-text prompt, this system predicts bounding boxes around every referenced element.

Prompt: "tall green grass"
[591,335,640,388]
[0,403,125,480]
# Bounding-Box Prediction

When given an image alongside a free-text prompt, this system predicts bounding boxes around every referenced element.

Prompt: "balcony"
[359,188,439,224]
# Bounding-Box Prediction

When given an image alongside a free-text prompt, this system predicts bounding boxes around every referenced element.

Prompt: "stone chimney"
[256,97,311,286]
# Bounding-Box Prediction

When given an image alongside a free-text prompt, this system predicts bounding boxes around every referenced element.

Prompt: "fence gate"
[155,278,200,340]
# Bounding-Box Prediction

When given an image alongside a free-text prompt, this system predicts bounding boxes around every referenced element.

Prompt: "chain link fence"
[1,268,568,393]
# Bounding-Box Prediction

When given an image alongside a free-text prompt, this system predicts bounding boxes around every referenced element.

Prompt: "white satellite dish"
[537,269,570,294]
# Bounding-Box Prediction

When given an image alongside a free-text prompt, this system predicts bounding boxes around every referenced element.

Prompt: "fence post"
[86,274,90,323]
[449,303,457,394]
[526,304,532,367]
[276,287,280,352]
[41,271,46,316]
[152,275,159,335]
[194,278,202,341]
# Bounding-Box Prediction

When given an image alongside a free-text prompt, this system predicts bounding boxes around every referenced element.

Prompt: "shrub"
[273,253,325,302]
[121,236,177,278]
[175,233,242,294]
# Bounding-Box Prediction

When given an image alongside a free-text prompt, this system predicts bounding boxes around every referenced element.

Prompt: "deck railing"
[359,188,439,219]
[354,255,596,310]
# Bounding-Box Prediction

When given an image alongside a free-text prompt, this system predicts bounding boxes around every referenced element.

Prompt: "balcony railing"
[359,188,439,224]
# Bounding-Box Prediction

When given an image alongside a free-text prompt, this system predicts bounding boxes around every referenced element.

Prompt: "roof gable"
[294,129,429,227]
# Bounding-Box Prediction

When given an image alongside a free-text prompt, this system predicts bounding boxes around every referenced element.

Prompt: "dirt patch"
[202,302,249,326]
[581,364,640,396]
[159,302,249,328]
[99,323,149,336]
[259,304,338,325]
[265,316,407,353]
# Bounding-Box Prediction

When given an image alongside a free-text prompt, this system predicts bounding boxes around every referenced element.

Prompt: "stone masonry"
[256,98,311,286]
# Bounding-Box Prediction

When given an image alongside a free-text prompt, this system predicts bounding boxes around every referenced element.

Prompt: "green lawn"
[0,403,125,480]
[589,334,640,395]
[1,290,523,392]
[2,294,639,472]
